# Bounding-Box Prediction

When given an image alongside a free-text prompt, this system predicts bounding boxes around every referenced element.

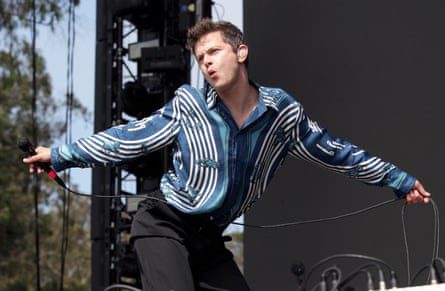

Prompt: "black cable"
[65,185,166,201]
[18,138,166,200]
[42,168,403,223]
[22,133,438,289]
[320,265,342,291]
[336,264,376,290]
[303,254,393,291]
[30,0,41,289]
[103,283,141,291]
[434,256,445,267]
[431,199,440,263]
[401,202,411,284]
[401,198,439,285]
[433,257,445,282]
[410,265,431,286]
[232,198,400,229]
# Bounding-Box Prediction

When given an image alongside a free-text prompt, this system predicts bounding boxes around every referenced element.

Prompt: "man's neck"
[217,73,259,128]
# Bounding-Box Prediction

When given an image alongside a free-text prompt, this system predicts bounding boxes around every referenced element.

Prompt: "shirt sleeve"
[51,95,181,172]
[288,105,416,197]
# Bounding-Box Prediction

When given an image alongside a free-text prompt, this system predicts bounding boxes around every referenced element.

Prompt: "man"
[24,19,430,290]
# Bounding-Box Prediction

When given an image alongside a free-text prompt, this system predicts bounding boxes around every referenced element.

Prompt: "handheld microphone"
[17,138,66,188]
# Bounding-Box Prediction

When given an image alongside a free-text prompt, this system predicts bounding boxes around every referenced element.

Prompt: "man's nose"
[203,55,212,66]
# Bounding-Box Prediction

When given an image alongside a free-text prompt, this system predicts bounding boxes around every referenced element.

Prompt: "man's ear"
[237,44,248,63]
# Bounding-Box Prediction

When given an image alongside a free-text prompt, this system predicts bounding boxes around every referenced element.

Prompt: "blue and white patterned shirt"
[51,83,415,226]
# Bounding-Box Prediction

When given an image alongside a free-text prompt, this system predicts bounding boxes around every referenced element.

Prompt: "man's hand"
[405,180,431,205]
[22,146,51,175]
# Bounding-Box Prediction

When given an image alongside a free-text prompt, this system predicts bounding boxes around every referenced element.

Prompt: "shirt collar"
[205,81,280,112]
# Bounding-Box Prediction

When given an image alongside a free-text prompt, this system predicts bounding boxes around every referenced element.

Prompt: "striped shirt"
[51,83,415,227]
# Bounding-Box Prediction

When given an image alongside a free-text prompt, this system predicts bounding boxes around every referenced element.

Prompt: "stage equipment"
[93,0,211,289]
[302,253,445,291]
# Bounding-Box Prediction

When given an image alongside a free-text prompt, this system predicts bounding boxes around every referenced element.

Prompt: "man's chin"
[205,80,230,94]
[205,78,217,87]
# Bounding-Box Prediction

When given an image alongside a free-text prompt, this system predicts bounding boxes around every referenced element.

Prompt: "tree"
[0,1,90,290]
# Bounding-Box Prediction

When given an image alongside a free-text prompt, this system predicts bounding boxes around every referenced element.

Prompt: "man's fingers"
[406,180,431,205]
[23,147,51,164]
[414,180,430,197]
[21,146,51,177]
[406,189,430,205]
[414,180,423,190]
[414,190,423,203]
[406,192,414,205]
[23,152,45,164]
[27,163,46,175]
[23,155,38,164]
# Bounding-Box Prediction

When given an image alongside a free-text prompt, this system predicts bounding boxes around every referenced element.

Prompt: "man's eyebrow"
[196,44,225,62]
[196,47,213,59]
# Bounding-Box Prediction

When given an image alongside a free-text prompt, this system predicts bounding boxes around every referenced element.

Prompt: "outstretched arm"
[22,95,181,173]
[289,106,431,205]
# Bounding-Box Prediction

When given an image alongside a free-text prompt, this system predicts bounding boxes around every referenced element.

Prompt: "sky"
[37,0,243,193]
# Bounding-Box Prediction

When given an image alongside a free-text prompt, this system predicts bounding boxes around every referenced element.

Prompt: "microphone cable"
[61,184,166,201]
[19,138,441,289]
[402,198,440,285]
[231,197,400,229]
[103,283,141,291]
[18,138,167,201]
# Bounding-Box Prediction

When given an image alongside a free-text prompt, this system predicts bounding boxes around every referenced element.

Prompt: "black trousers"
[131,197,250,291]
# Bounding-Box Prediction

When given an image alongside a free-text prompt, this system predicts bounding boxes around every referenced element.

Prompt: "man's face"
[194,31,242,93]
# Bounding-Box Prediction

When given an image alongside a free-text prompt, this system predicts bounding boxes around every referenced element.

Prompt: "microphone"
[17,138,66,188]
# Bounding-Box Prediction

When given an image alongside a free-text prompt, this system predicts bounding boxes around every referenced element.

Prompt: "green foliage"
[0,0,90,290]
[0,0,79,37]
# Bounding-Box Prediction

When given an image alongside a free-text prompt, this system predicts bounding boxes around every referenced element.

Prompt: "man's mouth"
[208,70,217,78]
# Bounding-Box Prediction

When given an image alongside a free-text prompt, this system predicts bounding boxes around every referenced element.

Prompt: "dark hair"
[186,18,246,54]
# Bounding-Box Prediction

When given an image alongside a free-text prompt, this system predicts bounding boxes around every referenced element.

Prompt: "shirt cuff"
[385,168,416,198]
[50,147,66,172]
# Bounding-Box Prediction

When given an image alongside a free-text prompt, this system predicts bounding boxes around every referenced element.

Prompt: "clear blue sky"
[37,0,243,193]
